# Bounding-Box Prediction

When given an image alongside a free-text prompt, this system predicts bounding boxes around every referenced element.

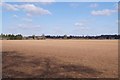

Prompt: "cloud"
[75,22,84,27]
[2,3,52,16]
[20,4,51,16]
[17,23,41,29]
[15,4,52,16]
[91,9,117,16]
[8,23,42,35]
[19,0,55,2]
[90,3,98,8]
[2,3,18,11]
[113,3,118,9]
[91,3,118,16]
[114,3,120,11]
[74,21,88,30]
[13,14,18,18]
[11,0,55,5]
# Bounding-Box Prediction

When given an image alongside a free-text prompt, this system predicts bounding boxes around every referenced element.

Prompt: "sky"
[2,0,120,2]
[0,2,118,36]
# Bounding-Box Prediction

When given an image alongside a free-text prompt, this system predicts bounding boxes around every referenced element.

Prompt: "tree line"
[0,34,120,40]
[0,34,23,40]
[45,35,120,39]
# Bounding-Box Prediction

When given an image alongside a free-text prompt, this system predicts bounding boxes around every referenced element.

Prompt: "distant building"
[24,36,46,40]
[36,36,43,40]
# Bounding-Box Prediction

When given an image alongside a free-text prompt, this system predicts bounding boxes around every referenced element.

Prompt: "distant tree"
[64,35,67,39]
[0,33,3,39]
[32,35,35,39]
[0,33,120,40]
[16,34,23,40]
[41,34,46,40]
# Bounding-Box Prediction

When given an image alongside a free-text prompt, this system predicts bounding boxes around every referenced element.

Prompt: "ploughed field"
[1,40,118,78]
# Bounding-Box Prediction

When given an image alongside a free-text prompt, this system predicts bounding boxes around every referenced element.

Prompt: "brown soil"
[1,40,118,78]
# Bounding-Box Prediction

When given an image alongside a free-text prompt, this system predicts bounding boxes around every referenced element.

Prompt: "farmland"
[1,40,118,78]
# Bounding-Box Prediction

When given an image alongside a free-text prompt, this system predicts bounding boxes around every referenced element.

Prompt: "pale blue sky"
[1,2,118,36]
[2,0,120,2]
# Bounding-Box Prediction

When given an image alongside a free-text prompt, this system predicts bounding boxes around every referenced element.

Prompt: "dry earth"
[1,40,118,78]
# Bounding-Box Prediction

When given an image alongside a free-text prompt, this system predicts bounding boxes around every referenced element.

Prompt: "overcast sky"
[1,2,118,36]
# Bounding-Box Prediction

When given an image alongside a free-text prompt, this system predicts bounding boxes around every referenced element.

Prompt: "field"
[1,40,118,78]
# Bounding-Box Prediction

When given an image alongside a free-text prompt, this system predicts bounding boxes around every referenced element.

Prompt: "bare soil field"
[1,40,118,78]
